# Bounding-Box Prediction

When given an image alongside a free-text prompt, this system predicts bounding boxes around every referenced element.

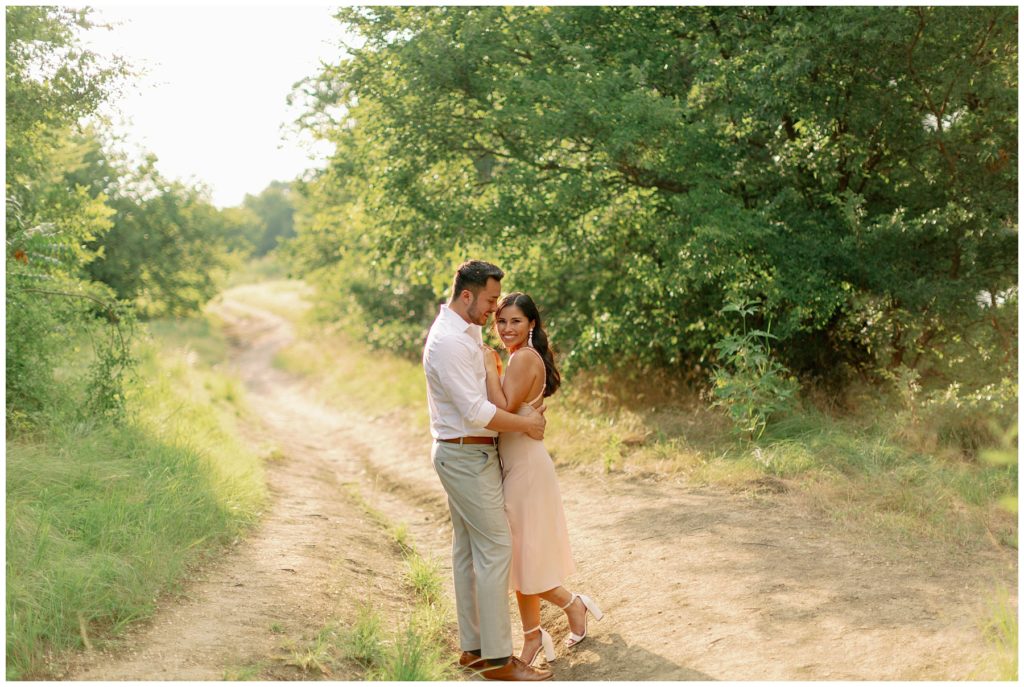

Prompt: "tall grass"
[980,587,1018,680]
[342,606,385,668]
[5,321,265,679]
[360,548,455,682]
[285,624,339,676]
[371,622,453,681]
[405,552,444,606]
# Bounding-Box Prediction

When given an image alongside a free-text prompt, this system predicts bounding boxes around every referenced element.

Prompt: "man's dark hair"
[450,260,504,301]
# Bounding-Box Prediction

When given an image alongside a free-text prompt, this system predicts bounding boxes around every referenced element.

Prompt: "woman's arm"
[501,351,543,414]
[483,347,509,410]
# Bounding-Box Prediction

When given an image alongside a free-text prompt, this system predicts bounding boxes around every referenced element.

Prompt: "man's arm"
[486,405,546,439]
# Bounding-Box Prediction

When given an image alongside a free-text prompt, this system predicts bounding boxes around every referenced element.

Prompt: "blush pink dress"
[499,348,576,594]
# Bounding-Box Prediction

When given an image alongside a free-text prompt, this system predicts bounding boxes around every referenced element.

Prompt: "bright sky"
[81,4,353,208]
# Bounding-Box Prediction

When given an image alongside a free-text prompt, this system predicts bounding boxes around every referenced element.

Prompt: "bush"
[6,284,134,431]
[920,380,1018,457]
[711,300,800,439]
[887,368,1018,459]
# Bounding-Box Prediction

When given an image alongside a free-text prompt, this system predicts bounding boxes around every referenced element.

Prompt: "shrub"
[920,380,1018,457]
[711,300,800,439]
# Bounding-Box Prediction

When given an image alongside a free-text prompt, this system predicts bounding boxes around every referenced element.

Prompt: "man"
[423,260,553,681]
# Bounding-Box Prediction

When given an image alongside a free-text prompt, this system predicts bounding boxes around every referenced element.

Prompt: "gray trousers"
[431,441,513,659]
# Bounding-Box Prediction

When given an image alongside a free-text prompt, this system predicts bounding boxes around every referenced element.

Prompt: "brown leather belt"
[438,436,498,445]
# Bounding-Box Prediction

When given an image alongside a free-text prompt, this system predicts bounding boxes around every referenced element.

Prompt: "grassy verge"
[259,280,1016,553]
[978,587,1019,680]
[5,316,265,679]
[283,485,457,681]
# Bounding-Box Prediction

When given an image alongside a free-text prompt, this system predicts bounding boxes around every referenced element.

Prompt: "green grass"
[146,315,230,366]
[979,587,1018,680]
[222,279,315,322]
[364,548,455,681]
[274,328,429,427]
[753,410,1018,547]
[405,552,444,606]
[342,606,385,668]
[341,485,394,541]
[286,484,457,681]
[286,597,455,681]
[390,521,412,554]
[371,622,453,681]
[285,624,338,676]
[222,662,266,680]
[264,447,288,463]
[6,323,266,679]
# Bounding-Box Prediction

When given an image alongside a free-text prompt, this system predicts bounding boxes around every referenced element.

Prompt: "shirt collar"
[439,303,478,337]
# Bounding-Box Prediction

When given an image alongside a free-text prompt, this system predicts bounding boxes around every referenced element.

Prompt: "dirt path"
[68,294,422,680]
[70,285,1016,680]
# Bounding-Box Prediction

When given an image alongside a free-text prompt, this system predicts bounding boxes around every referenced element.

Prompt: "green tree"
[291,6,1016,392]
[242,180,296,256]
[6,6,132,423]
[217,204,264,255]
[74,147,232,318]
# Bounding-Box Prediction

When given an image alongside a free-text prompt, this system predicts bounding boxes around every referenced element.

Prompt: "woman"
[482,292,603,667]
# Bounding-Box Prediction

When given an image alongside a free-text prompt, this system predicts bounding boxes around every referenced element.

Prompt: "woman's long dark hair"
[496,292,561,397]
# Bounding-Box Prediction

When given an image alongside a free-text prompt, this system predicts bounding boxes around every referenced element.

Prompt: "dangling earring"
[528,328,534,347]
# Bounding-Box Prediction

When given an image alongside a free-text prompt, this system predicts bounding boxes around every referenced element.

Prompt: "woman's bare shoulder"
[507,348,544,375]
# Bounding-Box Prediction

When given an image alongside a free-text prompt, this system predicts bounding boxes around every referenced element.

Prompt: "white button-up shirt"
[423,304,499,440]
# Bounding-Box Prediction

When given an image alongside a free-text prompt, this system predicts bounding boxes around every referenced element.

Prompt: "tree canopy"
[291,6,1017,393]
[242,180,296,256]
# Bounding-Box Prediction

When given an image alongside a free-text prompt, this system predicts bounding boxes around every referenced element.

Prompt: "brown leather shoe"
[459,651,485,670]
[476,656,553,681]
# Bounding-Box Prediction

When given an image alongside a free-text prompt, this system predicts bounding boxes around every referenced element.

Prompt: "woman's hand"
[482,345,502,378]
[482,345,508,409]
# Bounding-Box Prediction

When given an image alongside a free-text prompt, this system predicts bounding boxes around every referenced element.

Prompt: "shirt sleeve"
[434,334,498,429]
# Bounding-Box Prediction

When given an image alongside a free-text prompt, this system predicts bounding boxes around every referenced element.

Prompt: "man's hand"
[525,404,547,440]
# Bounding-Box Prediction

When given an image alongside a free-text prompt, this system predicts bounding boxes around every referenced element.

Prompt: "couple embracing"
[423,260,603,681]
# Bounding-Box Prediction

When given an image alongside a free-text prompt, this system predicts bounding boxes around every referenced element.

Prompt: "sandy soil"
[67,285,1017,680]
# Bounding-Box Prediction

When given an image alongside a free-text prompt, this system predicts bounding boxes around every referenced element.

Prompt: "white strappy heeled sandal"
[560,592,604,648]
[522,624,556,666]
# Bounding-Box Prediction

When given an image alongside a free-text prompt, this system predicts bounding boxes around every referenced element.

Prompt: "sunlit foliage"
[291,6,1016,403]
